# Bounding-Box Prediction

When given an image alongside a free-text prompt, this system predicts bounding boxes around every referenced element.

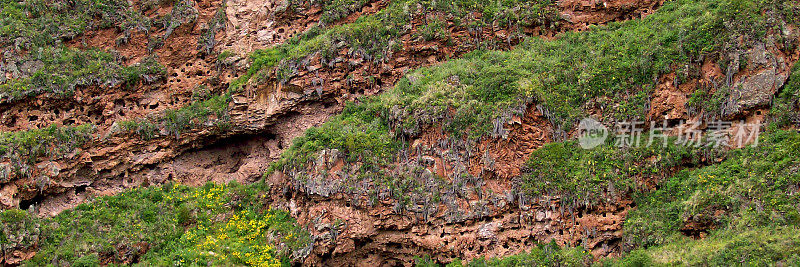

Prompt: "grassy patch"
[415,241,592,266]
[601,227,800,266]
[119,92,232,140]
[0,48,166,102]
[0,181,311,266]
[0,124,94,179]
[272,0,795,192]
[238,0,558,87]
[269,102,399,174]
[521,136,706,206]
[623,129,800,250]
[0,0,143,49]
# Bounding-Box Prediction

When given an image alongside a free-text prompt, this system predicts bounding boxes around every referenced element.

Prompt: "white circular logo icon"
[578,118,608,149]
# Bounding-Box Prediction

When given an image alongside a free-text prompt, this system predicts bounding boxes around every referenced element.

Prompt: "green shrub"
[623,130,800,250]
[241,0,559,87]
[0,124,94,178]
[120,93,232,139]
[521,136,704,206]
[25,182,311,266]
[0,47,166,103]
[439,241,592,266]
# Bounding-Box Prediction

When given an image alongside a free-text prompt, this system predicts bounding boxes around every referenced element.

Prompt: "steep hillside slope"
[258,0,799,264]
[0,0,660,217]
[1,0,800,266]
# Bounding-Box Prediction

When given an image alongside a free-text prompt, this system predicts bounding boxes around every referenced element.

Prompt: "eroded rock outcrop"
[9,0,800,266]
[0,0,665,217]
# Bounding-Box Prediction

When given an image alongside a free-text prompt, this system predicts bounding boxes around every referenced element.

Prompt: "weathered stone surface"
[11,0,797,265]
[729,69,787,113]
[723,42,791,117]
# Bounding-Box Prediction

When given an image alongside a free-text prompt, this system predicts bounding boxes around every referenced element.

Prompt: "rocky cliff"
[1,0,800,266]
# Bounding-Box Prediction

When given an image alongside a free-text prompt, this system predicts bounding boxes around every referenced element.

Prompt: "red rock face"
[263,90,651,264]
[270,174,633,266]
[23,0,797,265]
[0,248,37,266]
[0,0,665,214]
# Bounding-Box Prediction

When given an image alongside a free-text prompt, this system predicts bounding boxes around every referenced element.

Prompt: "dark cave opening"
[75,184,89,194]
[19,194,46,210]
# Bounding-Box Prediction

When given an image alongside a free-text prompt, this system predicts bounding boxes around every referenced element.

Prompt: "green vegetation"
[0,48,166,102]
[0,0,196,49]
[271,0,797,189]
[416,241,592,266]
[0,124,93,179]
[2,0,798,265]
[623,129,800,250]
[602,226,800,266]
[269,102,400,176]
[120,92,232,140]
[0,181,310,266]
[522,136,707,206]
[0,0,143,49]
[237,0,558,87]
[0,0,199,102]
[769,63,800,129]
[408,130,800,266]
